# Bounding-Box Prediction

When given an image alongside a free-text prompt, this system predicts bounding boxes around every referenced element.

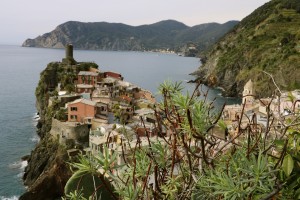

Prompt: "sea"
[0,45,238,199]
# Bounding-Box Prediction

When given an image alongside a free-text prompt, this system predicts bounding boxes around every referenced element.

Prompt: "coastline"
[19,46,168,199]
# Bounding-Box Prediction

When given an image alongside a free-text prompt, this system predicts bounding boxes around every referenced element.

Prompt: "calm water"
[0,45,237,199]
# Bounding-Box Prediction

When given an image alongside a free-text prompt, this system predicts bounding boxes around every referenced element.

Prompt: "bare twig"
[263,71,282,94]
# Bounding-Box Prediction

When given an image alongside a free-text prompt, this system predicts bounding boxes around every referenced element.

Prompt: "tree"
[64,84,75,94]
[55,108,67,121]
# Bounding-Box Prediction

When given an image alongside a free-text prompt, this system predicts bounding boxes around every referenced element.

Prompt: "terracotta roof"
[119,95,132,102]
[104,71,122,76]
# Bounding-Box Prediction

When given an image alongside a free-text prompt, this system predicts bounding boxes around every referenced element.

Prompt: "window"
[101,106,106,111]
[71,107,77,111]
[70,115,77,120]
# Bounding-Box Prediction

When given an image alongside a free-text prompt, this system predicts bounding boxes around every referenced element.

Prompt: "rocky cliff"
[22,20,238,54]
[20,57,99,199]
[19,135,71,200]
[194,0,300,98]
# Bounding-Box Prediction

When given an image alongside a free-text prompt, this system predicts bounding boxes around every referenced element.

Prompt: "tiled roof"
[119,95,132,102]
[78,71,99,76]
[69,98,97,106]
[77,84,93,88]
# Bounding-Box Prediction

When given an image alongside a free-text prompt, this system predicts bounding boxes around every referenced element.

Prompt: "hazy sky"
[0,0,270,45]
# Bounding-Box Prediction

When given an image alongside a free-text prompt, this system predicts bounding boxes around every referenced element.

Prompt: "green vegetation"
[63,81,300,199]
[55,108,68,121]
[198,0,300,97]
[64,171,114,200]
[23,20,238,54]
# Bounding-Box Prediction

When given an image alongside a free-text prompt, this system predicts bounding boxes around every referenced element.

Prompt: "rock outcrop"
[20,62,71,199]
[20,53,99,199]
[19,135,71,200]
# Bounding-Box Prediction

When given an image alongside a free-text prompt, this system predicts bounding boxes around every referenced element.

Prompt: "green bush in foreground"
[64,81,300,200]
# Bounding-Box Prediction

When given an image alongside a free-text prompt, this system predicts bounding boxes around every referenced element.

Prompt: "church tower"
[243,79,255,103]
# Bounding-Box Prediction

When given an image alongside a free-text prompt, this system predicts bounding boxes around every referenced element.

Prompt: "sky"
[0,0,270,45]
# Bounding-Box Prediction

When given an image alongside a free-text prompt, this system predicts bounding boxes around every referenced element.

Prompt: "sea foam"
[0,196,19,200]
[30,135,40,143]
[9,160,27,170]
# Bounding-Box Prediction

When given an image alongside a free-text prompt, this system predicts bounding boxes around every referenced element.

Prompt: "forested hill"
[194,0,300,97]
[22,20,238,54]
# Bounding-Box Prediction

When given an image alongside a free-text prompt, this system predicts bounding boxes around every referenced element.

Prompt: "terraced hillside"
[195,0,300,97]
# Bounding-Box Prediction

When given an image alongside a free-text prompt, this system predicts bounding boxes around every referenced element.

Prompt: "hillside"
[194,0,300,97]
[22,20,238,54]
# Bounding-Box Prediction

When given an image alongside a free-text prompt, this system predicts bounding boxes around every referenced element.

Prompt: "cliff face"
[23,27,69,49]
[195,0,300,98]
[20,59,99,199]
[22,20,238,53]
[20,62,70,199]
[20,136,71,200]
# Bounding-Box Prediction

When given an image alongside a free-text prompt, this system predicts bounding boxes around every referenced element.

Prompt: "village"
[46,45,300,171]
[222,79,300,143]
[46,45,163,166]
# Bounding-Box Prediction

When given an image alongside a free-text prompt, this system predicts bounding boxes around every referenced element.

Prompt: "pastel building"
[67,99,97,124]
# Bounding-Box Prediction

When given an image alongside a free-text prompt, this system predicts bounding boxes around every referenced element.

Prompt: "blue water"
[0,45,63,199]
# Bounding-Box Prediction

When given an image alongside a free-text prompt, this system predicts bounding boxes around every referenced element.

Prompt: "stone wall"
[50,118,89,146]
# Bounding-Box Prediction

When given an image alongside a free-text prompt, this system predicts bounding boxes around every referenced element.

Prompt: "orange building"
[67,99,97,124]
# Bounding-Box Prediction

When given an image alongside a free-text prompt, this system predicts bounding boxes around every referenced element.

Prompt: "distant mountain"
[194,0,300,97]
[22,20,238,54]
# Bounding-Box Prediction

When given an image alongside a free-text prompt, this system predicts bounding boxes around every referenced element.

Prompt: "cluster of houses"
[222,79,300,138]
[49,45,160,165]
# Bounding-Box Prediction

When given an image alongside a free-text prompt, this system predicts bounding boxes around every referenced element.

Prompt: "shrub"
[64,81,300,199]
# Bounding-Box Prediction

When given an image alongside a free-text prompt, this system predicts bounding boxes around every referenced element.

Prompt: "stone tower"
[62,44,76,65]
[66,44,73,59]
[243,79,255,103]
